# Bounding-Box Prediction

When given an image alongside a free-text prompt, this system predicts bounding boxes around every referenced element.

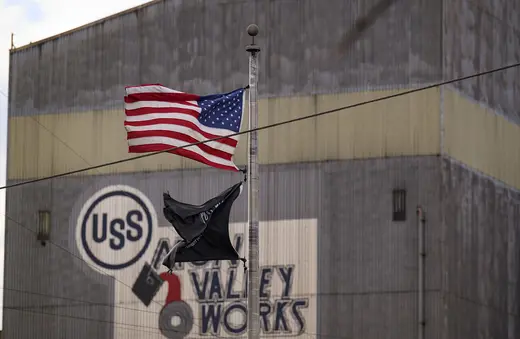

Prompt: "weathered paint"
[7,0,443,117]
[441,158,520,339]
[443,87,520,189]
[6,89,442,180]
[6,156,519,338]
[3,157,445,339]
[76,206,318,339]
[9,85,520,193]
[5,0,520,339]
[443,0,520,124]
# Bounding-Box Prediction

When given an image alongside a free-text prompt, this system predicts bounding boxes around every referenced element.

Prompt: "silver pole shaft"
[417,206,425,339]
[246,24,260,339]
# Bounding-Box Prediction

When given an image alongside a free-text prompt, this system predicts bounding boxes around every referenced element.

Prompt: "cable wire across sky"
[1,211,354,338]
[1,61,519,191]
[1,63,519,339]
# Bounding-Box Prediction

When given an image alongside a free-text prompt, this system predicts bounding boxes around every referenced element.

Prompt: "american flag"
[124,84,245,171]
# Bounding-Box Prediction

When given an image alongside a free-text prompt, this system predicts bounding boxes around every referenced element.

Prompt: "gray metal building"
[3,0,520,338]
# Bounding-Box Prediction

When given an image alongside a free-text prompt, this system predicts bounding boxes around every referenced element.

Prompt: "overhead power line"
[1,212,225,337]
[1,62,519,191]
[1,62,519,337]
[4,207,519,335]
[4,305,357,339]
[0,86,103,172]
[2,208,356,338]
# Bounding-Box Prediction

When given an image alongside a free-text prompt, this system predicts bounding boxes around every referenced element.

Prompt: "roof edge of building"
[9,0,162,54]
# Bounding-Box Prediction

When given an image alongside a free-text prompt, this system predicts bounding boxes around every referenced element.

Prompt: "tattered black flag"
[162,181,246,271]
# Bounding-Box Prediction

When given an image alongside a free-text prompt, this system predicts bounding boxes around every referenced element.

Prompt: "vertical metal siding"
[8,0,442,117]
[443,0,520,124]
[4,0,520,339]
[443,87,520,190]
[7,89,442,180]
[441,158,520,339]
[4,158,446,339]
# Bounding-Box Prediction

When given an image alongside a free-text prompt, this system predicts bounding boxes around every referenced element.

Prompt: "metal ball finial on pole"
[245,24,260,339]
[246,24,260,53]
[247,24,259,36]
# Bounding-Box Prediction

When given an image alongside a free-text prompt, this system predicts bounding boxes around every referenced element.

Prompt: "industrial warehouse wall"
[3,158,444,339]
[4,157,518,339]
[443,0,520,124]
[6,88,442,179]
[6,0,443,180]
[441,158,520,339]
[4,0,446,337]
[4,0,520,339]
[440,1,520,337]
[7,0,442,117]
[439,90,520,337]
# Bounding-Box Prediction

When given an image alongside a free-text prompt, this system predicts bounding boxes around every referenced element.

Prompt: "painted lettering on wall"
[91,210,144,250]
[76,186,155,271]
[154,234,309,337]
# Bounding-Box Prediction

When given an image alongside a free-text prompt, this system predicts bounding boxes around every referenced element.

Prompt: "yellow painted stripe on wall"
[443,88,520,189]
[7,89,441,180]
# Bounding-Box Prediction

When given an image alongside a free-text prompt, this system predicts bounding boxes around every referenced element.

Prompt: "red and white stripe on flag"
[124,84,244,172]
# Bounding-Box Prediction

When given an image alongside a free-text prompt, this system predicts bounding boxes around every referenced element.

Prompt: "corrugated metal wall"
[6,88,442,179]
[3,0,520,338]
[3,158,443,339]
[441,158,520,339]
[440,3,520,337]
[7,0,442,118]
[443,0,520,124]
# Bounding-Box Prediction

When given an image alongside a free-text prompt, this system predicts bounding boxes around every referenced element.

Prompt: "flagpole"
[246,24,260,339]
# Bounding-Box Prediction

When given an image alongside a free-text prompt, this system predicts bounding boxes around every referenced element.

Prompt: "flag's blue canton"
[197,88,244,133]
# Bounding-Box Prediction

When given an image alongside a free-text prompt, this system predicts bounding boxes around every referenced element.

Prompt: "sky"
[0,0,152,330]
